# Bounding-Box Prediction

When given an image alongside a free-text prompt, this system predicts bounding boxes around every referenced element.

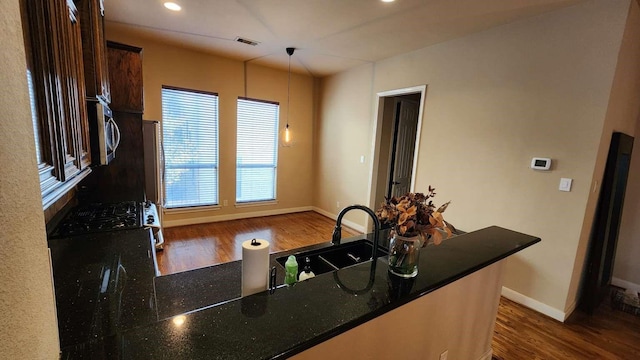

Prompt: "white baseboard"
[163,206,313,227]
[312,207,366,233]
[501,286,569,322]
[612,277,640,294]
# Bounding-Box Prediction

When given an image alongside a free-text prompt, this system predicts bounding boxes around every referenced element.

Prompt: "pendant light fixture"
[281,47,295,147]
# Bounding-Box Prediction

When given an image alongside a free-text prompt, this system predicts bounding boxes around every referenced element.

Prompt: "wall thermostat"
[530,157,551,170]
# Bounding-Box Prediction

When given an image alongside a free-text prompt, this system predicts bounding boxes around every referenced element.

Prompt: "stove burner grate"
[53,202,142,237]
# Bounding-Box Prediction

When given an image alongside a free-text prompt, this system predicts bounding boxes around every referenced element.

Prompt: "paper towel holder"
[269,266,277,294]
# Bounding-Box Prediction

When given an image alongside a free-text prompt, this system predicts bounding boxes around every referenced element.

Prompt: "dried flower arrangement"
[375,187,455,245]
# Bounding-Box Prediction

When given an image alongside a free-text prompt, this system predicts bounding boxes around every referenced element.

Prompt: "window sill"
[42,167,91,210]
[234,200,278,208]
[164,205,222,214]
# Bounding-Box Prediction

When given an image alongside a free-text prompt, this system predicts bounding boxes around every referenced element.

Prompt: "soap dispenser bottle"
[284,255,298,286]
[298,257,315,281]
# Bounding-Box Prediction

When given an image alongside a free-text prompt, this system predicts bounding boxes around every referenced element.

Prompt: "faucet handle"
[331,225,342,244]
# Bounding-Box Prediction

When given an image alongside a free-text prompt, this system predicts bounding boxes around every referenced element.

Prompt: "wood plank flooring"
[493,296,640,360]
[158,211,357,274]
[160,211,640,358]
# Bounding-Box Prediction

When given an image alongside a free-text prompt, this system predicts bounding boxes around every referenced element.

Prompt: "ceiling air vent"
[235,37,260,46]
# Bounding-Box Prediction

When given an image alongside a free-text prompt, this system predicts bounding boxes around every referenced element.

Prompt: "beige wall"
[316,64,375,226]
[293,261,503,360]
[106,27,315,226]
[372,97,396,208]
[316,0,631,313]
[612,0,640,288]
[0,1,60,357]
[567,0,640,306]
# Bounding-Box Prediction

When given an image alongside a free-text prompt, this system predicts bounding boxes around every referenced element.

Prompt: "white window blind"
[27,70,42,164]
[162,87,219,208]
[236,97,279,203]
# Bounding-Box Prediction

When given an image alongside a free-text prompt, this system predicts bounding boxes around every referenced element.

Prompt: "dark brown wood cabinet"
[79,0,110,103]
[80,42,146,202]
[107,41,144,112]
[21,0,93,209]
[80,110,145,202]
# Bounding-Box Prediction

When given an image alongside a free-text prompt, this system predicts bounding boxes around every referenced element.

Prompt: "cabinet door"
[21,0,92,209]
[79,0,110,103]
[22,1,59,195]
[107,42,144,112]
[58,0,92,173]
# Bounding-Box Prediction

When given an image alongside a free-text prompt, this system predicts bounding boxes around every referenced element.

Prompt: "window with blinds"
[162,86,219,209]
[236,97,279,203]
[27,70,42,164]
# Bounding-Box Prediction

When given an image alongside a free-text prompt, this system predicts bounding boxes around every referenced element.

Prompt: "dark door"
[387,99,419,198]
[581,132,634,314]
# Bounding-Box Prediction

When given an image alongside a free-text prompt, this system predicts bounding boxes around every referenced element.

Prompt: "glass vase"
[387,230,423,278]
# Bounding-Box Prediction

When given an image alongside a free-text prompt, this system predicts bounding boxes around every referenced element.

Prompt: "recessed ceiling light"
[381,0,395,3]
[164,2,182,11]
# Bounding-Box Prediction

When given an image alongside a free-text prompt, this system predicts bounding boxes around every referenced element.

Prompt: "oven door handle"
[110,118,121,152]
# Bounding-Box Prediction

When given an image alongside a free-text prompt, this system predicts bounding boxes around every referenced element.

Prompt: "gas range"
[141,200,161,228]
[52,201,161,238]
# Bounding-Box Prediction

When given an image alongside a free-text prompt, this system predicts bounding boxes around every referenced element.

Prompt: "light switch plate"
[559,178,572,192]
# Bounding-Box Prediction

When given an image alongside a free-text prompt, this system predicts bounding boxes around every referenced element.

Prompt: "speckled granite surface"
[54,226,539,359]
[48,228,158,349]
[154,261,243,319]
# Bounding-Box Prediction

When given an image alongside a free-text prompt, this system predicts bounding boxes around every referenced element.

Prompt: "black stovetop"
[51,201,142,238]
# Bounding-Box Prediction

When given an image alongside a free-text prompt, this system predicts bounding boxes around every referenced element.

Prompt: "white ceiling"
[105,0,585,77]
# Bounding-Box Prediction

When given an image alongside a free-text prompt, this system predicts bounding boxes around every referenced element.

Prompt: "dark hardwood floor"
[161,211,640,359]
[493,296,640,359]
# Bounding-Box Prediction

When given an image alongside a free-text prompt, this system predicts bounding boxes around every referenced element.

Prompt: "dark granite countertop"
[152,230,397,321]
[48,228,158,350]
[54,226,539,359]
[107,226,538,359]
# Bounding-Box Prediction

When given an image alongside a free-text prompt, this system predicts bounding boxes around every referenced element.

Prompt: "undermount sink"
[276,240,387,277]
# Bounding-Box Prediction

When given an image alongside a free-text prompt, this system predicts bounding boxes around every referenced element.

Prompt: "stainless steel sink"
[275,240,387,277]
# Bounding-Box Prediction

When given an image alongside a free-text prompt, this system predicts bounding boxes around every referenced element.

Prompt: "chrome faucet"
[332,205,381,261]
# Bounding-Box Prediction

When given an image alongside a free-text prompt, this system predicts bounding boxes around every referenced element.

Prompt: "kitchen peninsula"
[53,226,539,359]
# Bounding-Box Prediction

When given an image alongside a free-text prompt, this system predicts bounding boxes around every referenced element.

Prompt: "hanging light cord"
[287,51,291,129]
[243,60,248,98]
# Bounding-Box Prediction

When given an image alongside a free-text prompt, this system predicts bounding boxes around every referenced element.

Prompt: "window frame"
[235,96,280,205]
[161,85,220,210]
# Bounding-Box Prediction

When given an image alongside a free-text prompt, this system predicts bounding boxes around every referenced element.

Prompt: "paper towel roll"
[241,238,270,297]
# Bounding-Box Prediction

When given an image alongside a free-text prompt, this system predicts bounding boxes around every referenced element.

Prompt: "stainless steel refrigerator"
[143,120,165,249]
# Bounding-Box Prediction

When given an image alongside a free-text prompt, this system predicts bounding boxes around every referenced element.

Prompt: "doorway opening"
[580,132,634,314]
[366,85,426,228]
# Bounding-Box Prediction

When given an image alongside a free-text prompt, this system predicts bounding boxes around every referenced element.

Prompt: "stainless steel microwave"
[89,100,120,165]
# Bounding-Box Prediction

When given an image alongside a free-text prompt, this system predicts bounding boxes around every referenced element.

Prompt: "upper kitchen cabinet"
[107,42,144,113]
[79,0,111,103]
[21,0,92,210]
